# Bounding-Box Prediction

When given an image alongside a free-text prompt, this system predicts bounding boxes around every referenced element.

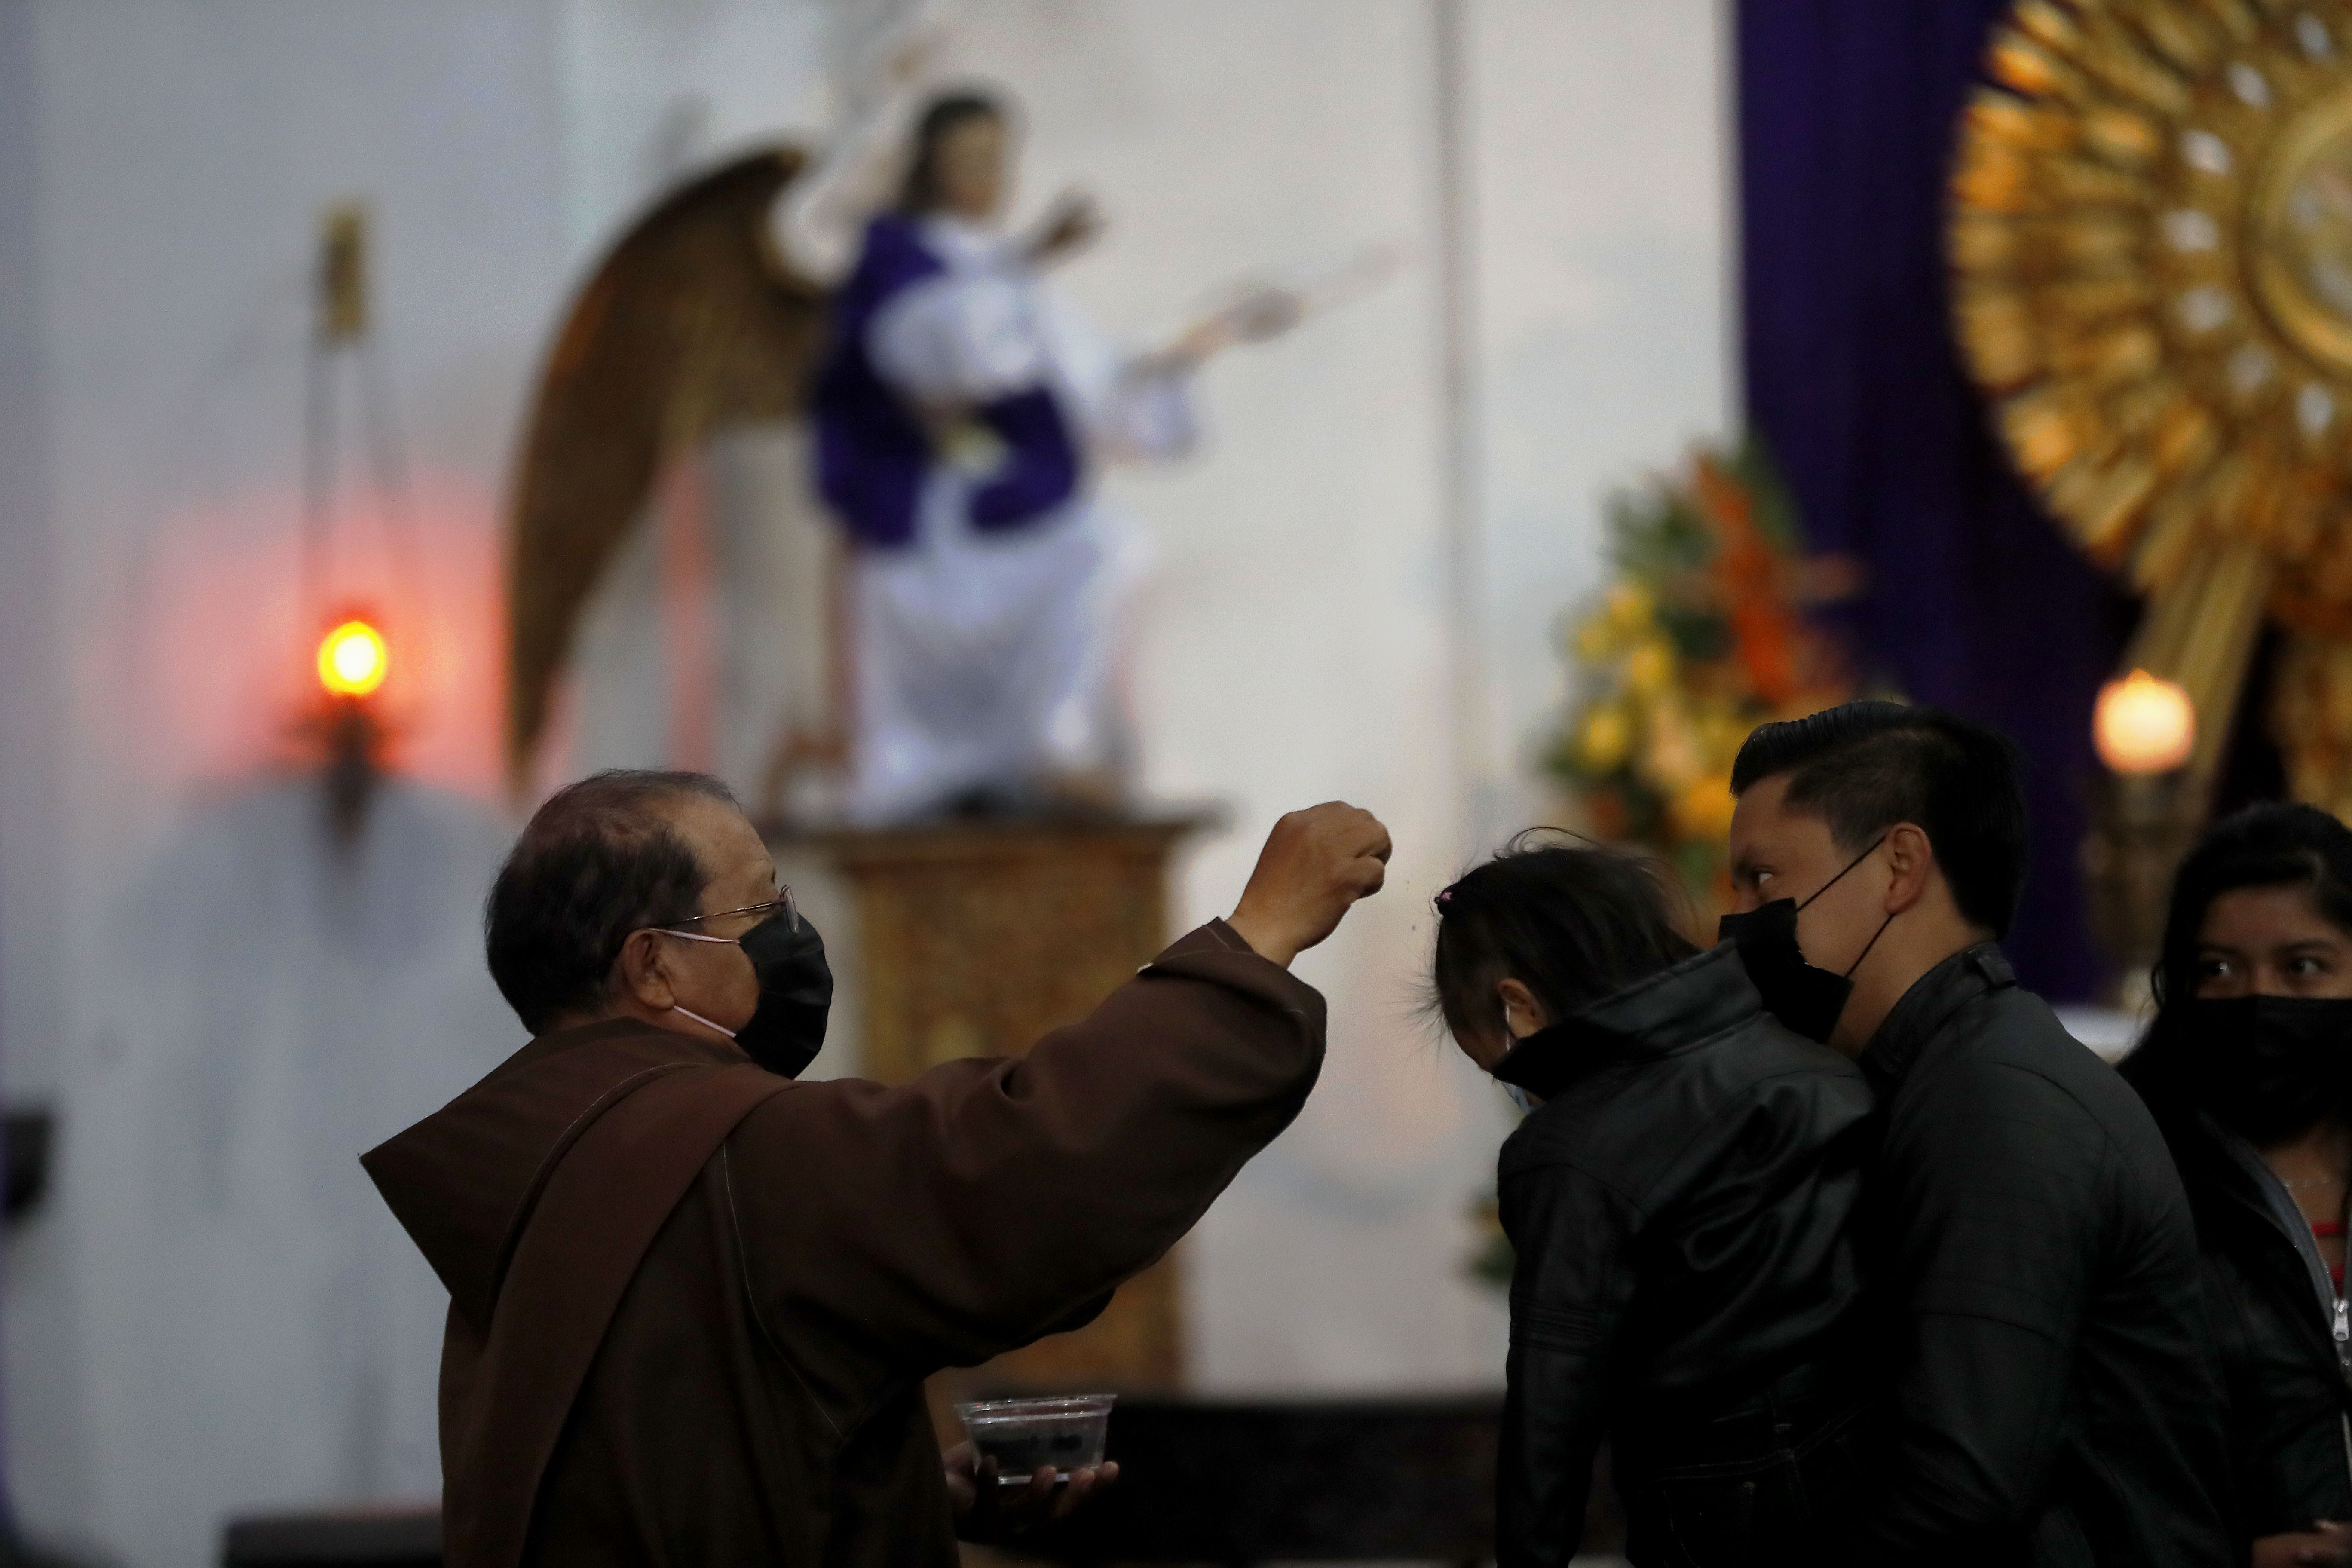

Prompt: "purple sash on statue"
[812,215,1080,551]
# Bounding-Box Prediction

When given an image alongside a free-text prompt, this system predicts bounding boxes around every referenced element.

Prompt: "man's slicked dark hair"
[1730,701,2029,937]
[485,769,740,1033]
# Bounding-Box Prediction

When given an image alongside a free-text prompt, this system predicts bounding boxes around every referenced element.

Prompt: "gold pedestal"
[785,815,1210,1396]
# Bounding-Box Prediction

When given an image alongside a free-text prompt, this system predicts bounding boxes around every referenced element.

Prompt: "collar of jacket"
[1858,940,2015,1092]
[1492,942,1764,1100]
[2165,1104,2351,1342]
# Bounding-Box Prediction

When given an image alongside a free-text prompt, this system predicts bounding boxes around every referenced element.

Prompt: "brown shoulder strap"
[438,1060,789,1568]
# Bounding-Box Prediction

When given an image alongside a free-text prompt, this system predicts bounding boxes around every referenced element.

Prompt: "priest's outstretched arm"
[720,803,1390,1384]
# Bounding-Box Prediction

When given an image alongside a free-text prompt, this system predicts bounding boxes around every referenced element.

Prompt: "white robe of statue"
[846,214,1197,822]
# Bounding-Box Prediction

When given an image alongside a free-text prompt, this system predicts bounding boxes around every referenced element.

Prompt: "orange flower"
[1693,456,1800,707]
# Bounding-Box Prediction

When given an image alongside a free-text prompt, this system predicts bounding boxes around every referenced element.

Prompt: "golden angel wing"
[505,146,828,785]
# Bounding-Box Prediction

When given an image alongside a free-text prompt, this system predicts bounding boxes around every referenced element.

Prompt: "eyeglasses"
[656,886,797,937]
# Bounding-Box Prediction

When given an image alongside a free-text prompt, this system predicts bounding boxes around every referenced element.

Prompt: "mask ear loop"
[646,927,744,1040]
[1796,834,1890,912]
[1810,835,1898,981]
[1843,910,1899,980]
[1785,833,1898,981]
[668,1003,738,1040]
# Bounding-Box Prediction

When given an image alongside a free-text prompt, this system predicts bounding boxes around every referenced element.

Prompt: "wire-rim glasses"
[656,886,797,937]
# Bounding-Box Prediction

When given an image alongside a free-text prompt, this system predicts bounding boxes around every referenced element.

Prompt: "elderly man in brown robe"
[361,769,1389,1567]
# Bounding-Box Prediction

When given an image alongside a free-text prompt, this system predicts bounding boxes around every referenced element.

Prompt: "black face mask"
[732,910,834,1078]
[1716,836,1892,1044]
[2180,995,2352,1145]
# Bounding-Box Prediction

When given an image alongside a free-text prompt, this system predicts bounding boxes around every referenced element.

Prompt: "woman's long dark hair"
[1431,832,1699,1044]
[2120,801,2352,1104]
[897,91,1005,214]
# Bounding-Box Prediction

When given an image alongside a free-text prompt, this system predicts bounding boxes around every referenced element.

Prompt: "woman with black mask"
[2122,802,2352,1568]
[1433,835,1875,1566]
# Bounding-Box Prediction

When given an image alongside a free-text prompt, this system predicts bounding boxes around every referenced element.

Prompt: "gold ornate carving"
[2272,631,2352,817]
[1953,1,2352,618]
[1952,1,2352,803]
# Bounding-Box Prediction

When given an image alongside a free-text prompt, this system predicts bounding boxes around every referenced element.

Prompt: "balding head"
[484,770,743,1032]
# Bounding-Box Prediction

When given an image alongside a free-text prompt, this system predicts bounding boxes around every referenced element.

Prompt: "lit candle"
[2094,668,2194,775]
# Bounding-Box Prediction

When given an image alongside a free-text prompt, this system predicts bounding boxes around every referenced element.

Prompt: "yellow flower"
[1573,613,1619,665]
[1580,704,1632,772]
[1624,637,1676,697]
[1694,705,1749,769]
[1644,702,1703,790]
[1668,773,1738,842]
[1606,582,1656,630]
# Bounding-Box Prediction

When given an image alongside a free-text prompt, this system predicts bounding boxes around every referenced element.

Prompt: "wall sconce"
[297,204,414,845]
[314,613,389,843]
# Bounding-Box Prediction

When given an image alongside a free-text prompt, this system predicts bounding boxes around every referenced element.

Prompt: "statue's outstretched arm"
[773,15,944,285]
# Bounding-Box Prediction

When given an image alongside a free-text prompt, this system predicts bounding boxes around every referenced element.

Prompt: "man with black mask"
[362,769,1390,1566]
[1722,703,2229,1567]
[2122,803,2352,1568]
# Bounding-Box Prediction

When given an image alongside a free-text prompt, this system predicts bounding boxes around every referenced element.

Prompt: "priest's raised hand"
[360,770,1382,1568]
[1226,800,1393,966]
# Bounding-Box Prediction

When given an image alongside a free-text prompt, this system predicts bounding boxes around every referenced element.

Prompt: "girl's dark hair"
[898,91,1006,214]
[2122,801,2352,1099]
[1431,833,1699,1044]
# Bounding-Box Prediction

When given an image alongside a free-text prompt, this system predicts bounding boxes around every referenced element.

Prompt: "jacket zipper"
[2205,1121,2352,1492]
[2336,1295,2352,1495]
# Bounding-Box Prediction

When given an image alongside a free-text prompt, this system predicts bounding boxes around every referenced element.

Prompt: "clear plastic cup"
[954,1393,1118,1485]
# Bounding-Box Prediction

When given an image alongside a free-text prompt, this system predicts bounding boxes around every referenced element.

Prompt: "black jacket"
[1492,942,1875,1566]
[2150,1101,2352,1543]
[1844,944,2231,1566]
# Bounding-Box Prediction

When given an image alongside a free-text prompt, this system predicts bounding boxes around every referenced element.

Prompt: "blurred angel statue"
[778,77,1303,823]
[502,12,1391,823]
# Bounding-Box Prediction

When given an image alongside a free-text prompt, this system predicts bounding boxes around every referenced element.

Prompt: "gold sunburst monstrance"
[1953,0,2352,815]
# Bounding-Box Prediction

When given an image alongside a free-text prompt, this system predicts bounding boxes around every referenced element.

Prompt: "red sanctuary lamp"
[315,616,390,842]
[293,203,418,845]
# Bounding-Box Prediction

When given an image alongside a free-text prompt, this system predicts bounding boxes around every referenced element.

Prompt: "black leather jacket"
[1843,944,2231,1567]
[1491,942,1875,1566]
[2146,1100,2352,1543]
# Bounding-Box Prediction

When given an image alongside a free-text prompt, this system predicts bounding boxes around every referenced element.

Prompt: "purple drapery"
[1738,0,2136,1001]
[813,215,1081,550]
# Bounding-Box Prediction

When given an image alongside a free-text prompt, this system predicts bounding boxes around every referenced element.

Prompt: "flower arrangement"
[1548,441,1861,910]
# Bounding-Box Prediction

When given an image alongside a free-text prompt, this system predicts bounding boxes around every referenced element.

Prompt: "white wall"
[1,5,568,1562]
[1470,0,1734,825]
[919,0,1731,1391]
[0,2,1730,1560]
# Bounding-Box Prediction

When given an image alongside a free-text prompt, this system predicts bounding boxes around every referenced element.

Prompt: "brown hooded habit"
[362,920,1323,1566]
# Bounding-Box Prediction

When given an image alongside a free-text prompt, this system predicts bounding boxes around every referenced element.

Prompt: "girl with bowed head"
[2122,803,2352,1568]
[1430,835,1874,1565]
